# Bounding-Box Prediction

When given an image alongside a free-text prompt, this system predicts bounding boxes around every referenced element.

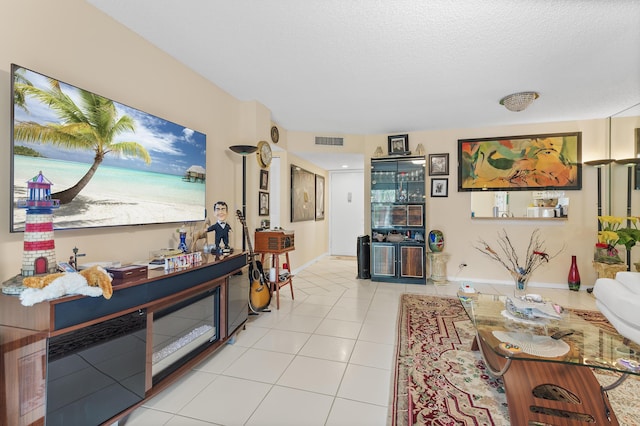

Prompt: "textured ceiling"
[86,1,640,170]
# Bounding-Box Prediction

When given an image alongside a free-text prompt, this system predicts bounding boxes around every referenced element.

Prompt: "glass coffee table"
[458,292,640,425]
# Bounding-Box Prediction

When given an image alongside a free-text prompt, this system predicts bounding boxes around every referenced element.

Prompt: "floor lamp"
[614,158,640,270]
[229,145,257,251]
[584,159,615,230]
[584,159,615,293]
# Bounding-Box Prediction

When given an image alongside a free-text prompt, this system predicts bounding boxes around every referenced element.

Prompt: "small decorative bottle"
[568,255,581,291]
[177,225,189,253]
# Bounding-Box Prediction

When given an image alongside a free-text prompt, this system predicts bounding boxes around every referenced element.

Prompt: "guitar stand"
[248,304,271,315]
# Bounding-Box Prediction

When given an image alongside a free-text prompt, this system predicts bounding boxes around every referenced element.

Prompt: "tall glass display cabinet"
[370,156,426,284]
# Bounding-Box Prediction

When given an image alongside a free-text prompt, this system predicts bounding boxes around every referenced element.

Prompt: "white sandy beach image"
[13,156,205,230]
[11,65,206,231]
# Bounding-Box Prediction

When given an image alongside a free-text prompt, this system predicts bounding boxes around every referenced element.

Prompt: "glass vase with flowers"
[475,229,562,297]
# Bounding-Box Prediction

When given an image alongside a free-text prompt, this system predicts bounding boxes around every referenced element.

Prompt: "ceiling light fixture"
[499,91,540,112]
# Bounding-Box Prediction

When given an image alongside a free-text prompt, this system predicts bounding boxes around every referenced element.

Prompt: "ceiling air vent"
[315,136,344,146]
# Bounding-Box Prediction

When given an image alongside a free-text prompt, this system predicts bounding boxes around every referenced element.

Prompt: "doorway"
[329,171,364,256]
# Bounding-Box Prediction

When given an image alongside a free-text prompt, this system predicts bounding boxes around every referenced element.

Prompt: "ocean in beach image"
[12,156,206,231]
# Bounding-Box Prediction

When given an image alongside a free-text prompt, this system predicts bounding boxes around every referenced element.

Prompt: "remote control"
[551,330,573,340]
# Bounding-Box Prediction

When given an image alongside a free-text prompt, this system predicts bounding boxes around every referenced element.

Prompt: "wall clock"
[257,140,272,169]
[270,126,279,143]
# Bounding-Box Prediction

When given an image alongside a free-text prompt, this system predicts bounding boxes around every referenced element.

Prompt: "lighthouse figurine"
[1,171,61,294]
[18,171,60,277]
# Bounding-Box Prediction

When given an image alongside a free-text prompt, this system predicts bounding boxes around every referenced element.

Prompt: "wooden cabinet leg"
[285,252,294,300]
[273,254,280,309]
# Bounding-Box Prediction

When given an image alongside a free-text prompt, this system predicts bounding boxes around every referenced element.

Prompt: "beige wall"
[1,0,636,289]
[400,121,603,286]
[275,151,329,269]
[282,131,366,267]
[0,0,328,281]
[286,119,621,287]
[350,123,603,287]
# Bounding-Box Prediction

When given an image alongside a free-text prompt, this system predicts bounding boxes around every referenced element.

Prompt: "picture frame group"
[259,169,269,216]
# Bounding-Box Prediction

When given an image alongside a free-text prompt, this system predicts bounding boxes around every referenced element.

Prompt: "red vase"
[568,255,581,291]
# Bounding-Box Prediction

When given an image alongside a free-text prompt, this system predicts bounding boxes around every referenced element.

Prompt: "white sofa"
[593,271,640,346]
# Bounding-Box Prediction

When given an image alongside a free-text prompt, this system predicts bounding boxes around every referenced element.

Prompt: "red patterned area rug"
[391,294,640,426]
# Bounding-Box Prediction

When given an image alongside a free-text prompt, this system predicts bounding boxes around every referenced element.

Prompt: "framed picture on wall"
[428,153,449,176]
[388,134,409,155]
[315,174,325,220]
[259,191,269,216]
[260,169,269,191]
[291,165,316,222]
[431,178,448,197]
[458,132,582,191]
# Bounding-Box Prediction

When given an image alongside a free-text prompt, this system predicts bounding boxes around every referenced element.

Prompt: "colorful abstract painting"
[458,132,582,191]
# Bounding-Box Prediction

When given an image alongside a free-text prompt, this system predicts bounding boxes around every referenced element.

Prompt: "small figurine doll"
[204,201,232,253]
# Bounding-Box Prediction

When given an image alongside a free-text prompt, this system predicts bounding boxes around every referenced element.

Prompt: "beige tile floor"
[124,256,597,426]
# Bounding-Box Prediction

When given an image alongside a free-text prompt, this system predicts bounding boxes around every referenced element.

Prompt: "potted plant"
[596,216,640,264]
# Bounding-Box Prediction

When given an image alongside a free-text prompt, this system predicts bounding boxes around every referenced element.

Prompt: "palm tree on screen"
[13,79,151,204]
[13,69,32,112]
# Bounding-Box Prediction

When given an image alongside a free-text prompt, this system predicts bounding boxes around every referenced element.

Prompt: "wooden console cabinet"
[0,252,248,426]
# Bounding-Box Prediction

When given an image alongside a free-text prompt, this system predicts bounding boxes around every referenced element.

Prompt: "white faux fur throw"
[20,273,103,306]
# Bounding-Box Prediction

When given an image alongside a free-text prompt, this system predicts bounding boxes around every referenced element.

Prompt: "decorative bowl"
[386,233,405,242]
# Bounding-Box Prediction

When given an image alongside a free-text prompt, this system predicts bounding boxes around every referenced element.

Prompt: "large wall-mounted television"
[10,64,206,232]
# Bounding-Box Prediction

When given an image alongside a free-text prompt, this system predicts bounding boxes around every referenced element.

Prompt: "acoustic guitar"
[236,210,271,313]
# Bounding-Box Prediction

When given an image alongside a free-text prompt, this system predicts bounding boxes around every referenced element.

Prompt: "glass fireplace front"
[46,310,147,426]
[152,286,220,384]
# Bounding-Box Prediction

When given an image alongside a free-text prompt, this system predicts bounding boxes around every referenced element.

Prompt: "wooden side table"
[592,261,627,279]
[259,252,294,309]
[254,230,295,310]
